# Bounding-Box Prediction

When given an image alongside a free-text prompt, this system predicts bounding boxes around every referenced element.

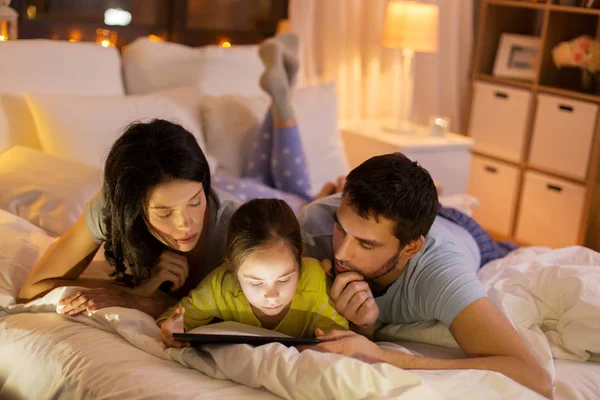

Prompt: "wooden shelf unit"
[467,0,600,250]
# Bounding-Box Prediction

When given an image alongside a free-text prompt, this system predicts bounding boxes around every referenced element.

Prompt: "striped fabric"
[437,206,518,267]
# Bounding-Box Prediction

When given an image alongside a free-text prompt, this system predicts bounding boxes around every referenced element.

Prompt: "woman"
[17,34,342,317]
[17,119,239,318]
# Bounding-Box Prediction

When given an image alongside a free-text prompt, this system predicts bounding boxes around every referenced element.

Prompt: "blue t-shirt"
[299,194,487,326]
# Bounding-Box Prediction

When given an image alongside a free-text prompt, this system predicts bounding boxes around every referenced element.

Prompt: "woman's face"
[146,179,207,252]
[237,240,299,317]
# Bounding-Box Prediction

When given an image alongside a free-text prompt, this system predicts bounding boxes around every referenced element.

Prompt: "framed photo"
[493,33,541,81]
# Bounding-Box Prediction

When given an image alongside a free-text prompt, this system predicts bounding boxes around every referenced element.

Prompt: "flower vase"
[581,69,597,94]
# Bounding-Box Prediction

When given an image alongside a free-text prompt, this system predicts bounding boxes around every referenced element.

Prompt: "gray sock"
[276,33,300,88]
[259,38,295,121]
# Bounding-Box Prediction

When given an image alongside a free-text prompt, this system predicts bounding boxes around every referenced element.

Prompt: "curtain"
[289,0,474,134]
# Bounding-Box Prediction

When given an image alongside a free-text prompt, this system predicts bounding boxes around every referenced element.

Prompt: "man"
[299,153,552,398]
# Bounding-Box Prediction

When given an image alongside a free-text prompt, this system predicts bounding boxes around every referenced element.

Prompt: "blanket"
[377,246,600,383]
[0,209,545,399]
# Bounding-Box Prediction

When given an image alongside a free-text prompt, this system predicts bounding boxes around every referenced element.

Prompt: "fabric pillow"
[0,209,57,307]
[25,89,215,171]
[202,82,349,197]
[122,38,263,97]
[0,40,124,154]
[122,38,205,95]
[195,45,264,97]
[0,146,102,236]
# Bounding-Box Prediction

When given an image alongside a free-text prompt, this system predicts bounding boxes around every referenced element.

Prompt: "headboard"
[10,0,288,48]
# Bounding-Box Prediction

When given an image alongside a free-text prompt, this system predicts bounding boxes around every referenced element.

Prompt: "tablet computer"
[173,333,319,347]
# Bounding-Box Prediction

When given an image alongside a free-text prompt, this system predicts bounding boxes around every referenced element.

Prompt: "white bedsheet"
[480,246,600,380]
[392,342,600,400]
[4,286,541,400]
[0,209,576,400]
[554,359,600,400]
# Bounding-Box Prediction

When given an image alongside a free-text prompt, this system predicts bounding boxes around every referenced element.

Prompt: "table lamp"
[381,1,439,134]
[0,0,18,41]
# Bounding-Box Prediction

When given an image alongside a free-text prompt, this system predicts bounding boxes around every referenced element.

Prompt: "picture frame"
[493,33,541,81]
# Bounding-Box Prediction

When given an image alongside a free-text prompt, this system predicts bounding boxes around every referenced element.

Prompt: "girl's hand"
[135,250,190,297]
[159,307,188,348]
[58,288,134,316]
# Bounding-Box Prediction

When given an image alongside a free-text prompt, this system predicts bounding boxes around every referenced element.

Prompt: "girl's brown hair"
[225,198,303,271]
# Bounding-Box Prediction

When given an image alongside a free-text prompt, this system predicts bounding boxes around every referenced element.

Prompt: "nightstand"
[341,120,474,195]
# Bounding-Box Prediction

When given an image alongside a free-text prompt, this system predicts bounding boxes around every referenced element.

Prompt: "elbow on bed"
[531,363,554,399]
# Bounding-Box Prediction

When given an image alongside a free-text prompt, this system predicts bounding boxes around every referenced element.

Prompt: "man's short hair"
[343,153,439,246]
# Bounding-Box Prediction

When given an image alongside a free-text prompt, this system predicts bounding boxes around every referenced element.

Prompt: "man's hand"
[58,287,134,316]
[134,250,190,297]
[302,329,386,364]
[159,307,188,348]
[322,260,380,327]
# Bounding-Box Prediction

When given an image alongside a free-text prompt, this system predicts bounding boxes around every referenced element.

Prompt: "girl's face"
[146,179,207,252]
[237,240,299,317]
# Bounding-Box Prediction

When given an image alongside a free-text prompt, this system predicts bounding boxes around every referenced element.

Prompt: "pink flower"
[579,41,591,53]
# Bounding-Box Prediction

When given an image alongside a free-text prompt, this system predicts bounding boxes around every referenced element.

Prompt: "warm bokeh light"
[104,8,132,26]
[69,30,82,42]
[96,28,117,48]
[26,5,36,20]
[0,35,7,42]
[277,19,290,34]
[220,40,231,48]
[148,34,164,42]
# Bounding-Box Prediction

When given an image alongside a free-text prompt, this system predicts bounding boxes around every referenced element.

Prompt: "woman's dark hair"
[343,153,439,247]
[103,119,211,287]
[224,198,303,272]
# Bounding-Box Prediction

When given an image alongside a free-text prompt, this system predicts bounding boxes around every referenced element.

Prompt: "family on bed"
[15,34,553,398]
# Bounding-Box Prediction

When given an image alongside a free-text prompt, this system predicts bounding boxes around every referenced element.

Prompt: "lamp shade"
[381,1,439,52]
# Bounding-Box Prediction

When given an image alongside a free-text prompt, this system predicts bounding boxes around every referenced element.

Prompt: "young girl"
[159,198,348,346]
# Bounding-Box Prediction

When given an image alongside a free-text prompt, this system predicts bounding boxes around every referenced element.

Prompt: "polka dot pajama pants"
[212,109,312,213]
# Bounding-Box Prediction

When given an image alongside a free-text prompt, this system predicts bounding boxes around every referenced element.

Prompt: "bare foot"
[314,176,346,200]
[335,176,345,193]
[315,182,336,199]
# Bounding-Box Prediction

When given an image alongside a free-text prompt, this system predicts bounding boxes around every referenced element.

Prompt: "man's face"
[332,195,403,281]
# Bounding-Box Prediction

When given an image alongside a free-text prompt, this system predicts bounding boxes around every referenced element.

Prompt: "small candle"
[429,117,450,137]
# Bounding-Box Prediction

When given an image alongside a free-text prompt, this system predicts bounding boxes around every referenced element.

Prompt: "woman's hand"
[58,287,135,316]
[134,250,190,297]
[159,307,188,348]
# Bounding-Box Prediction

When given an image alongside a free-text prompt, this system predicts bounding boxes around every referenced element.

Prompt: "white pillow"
[122,38,205,95]
[0,146,102,236]
[25,90,215,171]
[122,38,263,97]
[195,45,264,97]
[0,208,57,306]
[0,40,124,154]
[202,82,350,197]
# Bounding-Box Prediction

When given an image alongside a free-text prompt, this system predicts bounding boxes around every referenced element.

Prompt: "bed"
[1,39,599,400]
[2,208,599,400]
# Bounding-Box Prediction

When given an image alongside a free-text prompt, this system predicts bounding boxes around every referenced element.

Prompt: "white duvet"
[378,247,600,377]
[3,209,596,399]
